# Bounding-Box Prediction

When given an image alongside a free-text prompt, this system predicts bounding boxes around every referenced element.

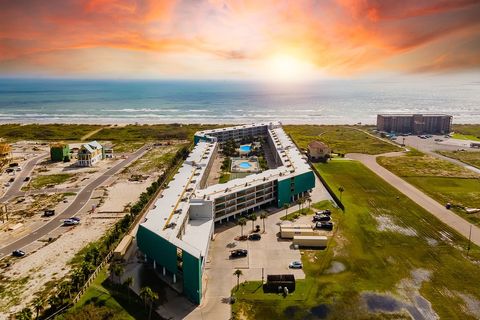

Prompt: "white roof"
[82,140,102,153]
[140,123,313,259]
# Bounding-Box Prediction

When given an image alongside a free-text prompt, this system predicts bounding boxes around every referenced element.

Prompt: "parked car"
[316,221,334,230]
[313,214,331,222]
[315,209,331,216]
[8,178,14,183]
[5,168,14,173]
[15,167,22,171]
[248,233,261,241]
[4,183,10,187]
[289,261,303,269]
[434,139,443,142]
[63,219,79,226]
[12,250,25,257]
[230,249,248,258]
[23,177,30,182]
[43,210,55,217]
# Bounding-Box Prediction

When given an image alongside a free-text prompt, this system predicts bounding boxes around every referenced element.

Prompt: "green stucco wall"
[182,251,202,304]
[277,171,315,207]
[277,178,292,208]
[136,225,178,274]
[294,171,315,194]
[50,145,70,162]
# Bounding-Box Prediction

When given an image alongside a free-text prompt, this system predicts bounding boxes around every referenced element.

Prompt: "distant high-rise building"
[377,114,452,134]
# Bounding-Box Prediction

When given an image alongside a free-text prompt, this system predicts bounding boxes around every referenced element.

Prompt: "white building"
[77,141,103,167]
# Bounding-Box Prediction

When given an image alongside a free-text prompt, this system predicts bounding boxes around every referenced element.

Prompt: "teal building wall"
[277,178,292,208]
[182,251,202,304]
[136,225,178,274]
[294,171,315,194]
[277,171,315,208]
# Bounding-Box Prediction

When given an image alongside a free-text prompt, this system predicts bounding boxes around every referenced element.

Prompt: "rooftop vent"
[166,222,177,229]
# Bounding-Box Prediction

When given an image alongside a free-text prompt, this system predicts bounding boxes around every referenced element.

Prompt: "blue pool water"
[240,145,251,152]
[239,162,252,169]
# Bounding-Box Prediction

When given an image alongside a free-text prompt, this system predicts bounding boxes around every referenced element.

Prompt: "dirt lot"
[0,143,183,316]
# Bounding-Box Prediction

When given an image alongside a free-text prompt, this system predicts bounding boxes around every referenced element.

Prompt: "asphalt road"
[0,152,49,203]
[0,145,149,259]
[348,152,480,247]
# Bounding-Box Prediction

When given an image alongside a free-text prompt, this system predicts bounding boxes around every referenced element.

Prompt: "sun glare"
[266,54,317,82]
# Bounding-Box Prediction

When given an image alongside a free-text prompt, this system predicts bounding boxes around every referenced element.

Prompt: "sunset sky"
[1,0,479,80]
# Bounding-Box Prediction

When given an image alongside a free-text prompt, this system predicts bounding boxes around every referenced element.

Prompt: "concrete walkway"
[347,153,480,246]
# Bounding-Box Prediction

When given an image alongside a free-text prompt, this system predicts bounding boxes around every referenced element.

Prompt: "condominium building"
[136,122,315,304]
[377,114,452,134]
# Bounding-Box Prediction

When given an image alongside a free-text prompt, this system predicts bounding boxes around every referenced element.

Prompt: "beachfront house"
[77,141,103,167]
[307,140,330,162]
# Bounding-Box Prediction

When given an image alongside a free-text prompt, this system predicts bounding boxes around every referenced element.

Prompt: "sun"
[266,54,316,82]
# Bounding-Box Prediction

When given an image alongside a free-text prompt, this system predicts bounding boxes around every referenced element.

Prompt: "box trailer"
[280,228,317,239]
[280,223,312,231]
[113,234,133,260]
[292,235,328,248]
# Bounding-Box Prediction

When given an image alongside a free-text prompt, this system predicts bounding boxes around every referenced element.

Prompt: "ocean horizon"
[1,77,479,125]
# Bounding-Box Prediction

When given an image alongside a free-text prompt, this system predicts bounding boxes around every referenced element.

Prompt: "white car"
[289,261,303,269]
[63,219,79,226]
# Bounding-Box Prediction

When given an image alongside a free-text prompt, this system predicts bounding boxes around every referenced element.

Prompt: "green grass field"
[437,150,480,169]
[90,124,217,142]
[232,160,480,320]
[0,124,101,142]
[451,133,480,142]
[377,153,478,178]
[58,269,161,320]
[25,173,73,190]
[452,124,480,141]
[284,125,400,155]
[377,153,480,226]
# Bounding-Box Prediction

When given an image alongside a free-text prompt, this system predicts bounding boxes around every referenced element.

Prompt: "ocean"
[0,78,479,124]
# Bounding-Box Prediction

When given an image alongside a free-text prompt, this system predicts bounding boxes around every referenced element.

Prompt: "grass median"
[232,159,480,319]
[437,150,480,169]
[377,152,480,226]
[24,173,74,190]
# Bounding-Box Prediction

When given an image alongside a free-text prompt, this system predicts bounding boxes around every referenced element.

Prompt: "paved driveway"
[0,152,48,202]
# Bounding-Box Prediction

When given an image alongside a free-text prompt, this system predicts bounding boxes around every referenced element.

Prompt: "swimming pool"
[240,145,251,152]
[239,162,252,169]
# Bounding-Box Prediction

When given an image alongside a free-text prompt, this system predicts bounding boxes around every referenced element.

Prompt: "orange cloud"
[0,0,479,77]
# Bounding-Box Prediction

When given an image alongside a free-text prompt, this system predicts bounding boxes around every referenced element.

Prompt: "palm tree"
[307,197,312,211]
[237,217,247,237]
[248,213,257,232]
[233,269,243,290]
[338,186,345,201]
[297,198,302,214]
[33,298,43,320]
[110,263,124,284]
[123,276,134,304]
[140,286,159,320]
[260,212,267,233]
[283,203,289,219]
